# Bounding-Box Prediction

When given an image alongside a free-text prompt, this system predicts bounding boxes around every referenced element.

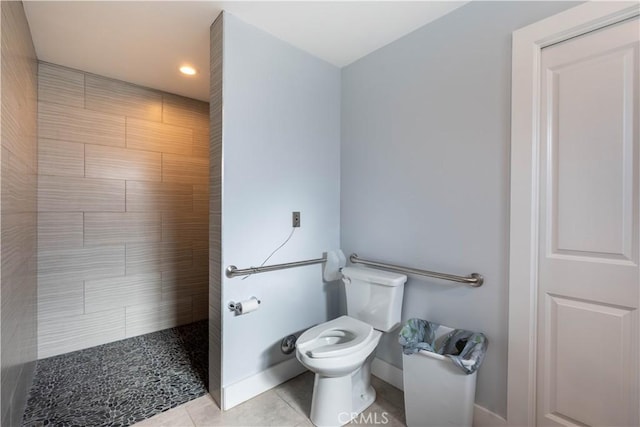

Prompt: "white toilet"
[295,266,407,427]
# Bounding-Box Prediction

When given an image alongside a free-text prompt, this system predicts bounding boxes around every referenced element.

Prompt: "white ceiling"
[23,1,467,102]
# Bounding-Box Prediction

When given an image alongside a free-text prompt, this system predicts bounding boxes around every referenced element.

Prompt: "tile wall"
[37,62,210,359]
[208,13,223,408]
[0,2,38,425]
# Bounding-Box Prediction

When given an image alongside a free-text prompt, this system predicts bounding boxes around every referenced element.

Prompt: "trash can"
[398,319,488,427]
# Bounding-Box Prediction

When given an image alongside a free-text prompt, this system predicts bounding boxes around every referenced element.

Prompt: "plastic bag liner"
[398,318,488,375]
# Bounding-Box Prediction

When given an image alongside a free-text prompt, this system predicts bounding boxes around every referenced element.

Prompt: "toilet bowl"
[296,315,381,377]
[295,267,407,427]
[296,316,382,427]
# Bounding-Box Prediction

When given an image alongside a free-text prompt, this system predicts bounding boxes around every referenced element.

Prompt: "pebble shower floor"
[22,321,208,427]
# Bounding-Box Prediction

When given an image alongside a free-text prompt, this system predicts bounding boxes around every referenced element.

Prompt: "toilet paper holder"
[228,297,261,315]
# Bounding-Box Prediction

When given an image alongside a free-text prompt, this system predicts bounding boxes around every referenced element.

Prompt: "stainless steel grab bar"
[225,256,326,278]
[349,253,483,287]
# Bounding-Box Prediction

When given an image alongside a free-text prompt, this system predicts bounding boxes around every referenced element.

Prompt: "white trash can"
[402,326,477,427]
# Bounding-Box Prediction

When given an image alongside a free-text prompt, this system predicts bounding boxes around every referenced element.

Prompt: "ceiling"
[23,1,467,102]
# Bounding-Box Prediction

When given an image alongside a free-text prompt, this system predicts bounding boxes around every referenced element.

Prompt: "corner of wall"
[0,0,38,424]
[208,10,224,409]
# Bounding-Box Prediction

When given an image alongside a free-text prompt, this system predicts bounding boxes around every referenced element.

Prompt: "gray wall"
[221,12,341,391]
[36,63,209,359]
[340,1,579,416]
[0,2,38,425]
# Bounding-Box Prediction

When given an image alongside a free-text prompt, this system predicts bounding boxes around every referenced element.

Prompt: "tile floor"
[23,321,208,426]
[133,372,407,427]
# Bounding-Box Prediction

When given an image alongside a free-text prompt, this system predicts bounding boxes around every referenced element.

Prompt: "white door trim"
[507,2,640,426]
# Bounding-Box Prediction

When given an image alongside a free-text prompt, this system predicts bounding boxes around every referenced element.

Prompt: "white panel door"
[538,17,639,427]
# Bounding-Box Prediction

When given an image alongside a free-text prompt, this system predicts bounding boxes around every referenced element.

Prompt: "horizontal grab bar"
[225,257,326,278]
[349,253,483,287]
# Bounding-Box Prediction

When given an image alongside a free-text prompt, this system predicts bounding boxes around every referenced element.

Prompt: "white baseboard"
[222,357,307,410]
[371,357,507,427]
[371,357,404,390]
[472,404,507,427]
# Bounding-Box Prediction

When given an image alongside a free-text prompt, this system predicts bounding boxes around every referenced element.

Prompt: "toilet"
[296,266,407,427]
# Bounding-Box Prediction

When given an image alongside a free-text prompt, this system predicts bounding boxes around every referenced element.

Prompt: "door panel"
[544,295,636,426]
[551,48,635,259]
[538,17,639,427]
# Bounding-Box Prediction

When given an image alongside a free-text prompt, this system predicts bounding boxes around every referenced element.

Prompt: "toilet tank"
[342,266,407,332]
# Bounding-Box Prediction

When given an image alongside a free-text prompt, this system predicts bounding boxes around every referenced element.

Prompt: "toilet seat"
[296,316,375,359]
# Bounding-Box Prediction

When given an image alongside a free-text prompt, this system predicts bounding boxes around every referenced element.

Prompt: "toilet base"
[309,354,376,427]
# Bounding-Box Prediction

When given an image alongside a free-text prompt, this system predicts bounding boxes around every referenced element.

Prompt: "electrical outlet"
[292,211,301,228]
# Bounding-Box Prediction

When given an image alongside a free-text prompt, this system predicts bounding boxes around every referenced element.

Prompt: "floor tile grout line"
[183,402,200,427]
[274,387,311,422]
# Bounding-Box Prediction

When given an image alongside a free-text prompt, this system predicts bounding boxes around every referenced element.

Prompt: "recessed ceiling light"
[179,65,197,76]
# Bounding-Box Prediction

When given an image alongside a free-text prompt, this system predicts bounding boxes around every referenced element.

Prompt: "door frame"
[507,2,640,426]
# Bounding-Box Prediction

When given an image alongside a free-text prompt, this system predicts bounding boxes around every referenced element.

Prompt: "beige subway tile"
[37,278,84,319]
[192,293,209,321]
[84,212,161,245]
[38,63,84,108]
[38,102,125,147]
[210,24,222,387]
[210,223,222,287]
[210,212,221,242]
[193,184,209,214]
[161,212,207,243]
[209,113,222,165]
[38,245,125,282]
[161,269,208,300]
[37,308,125,359]
[162,94,209,130]
[85,75,162,121]
[38,175,125,212]
[126,118,192,155]
[2,264,36,356]
[3,5,38,155]
[4,102,38,170]
[125,298,192,338]
[125,181,193,212]
[162,154,208,184]
[85,273,162,314]
[2,213,36,280]
[85,144,161,181]
[125,242,192,274]
[38,212,83,250]
[38,138,84,177]
[212,177,221,208]
[2,2,38,387]
[192,129,209,158]
[192,251,208,295]
[192,241,209,262]
[211,100,222,164]
[210,137,221,161]
[210,179,221,214]
[210,127,222,214]
[3,150,37,214]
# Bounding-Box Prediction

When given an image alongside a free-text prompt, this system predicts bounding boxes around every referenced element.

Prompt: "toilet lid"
[296,315,374,359]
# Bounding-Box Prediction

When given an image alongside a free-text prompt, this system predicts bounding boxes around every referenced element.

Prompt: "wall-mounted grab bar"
[225,256,326,278]
[349,253,483,287]
[225,252,484,287]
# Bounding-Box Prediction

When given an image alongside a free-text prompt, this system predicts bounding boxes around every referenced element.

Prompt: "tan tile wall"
[37,62,209,359]
[208,13,223,408]
[1,2,38,425]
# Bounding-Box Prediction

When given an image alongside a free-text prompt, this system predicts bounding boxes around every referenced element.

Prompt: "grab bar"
[349,253,483,287]
[225,256,326,278]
